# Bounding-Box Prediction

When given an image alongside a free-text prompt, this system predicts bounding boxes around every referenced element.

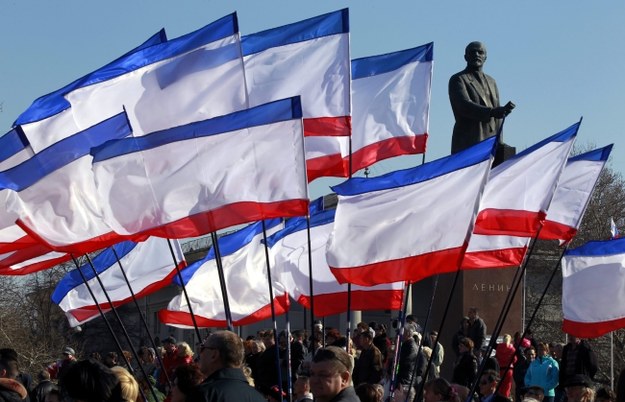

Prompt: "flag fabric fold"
[242,8,351,138]
[461,234,530,270]
[349,43,433,174]
[65,14,247,138]
[91,97,309,239]
[1,112,134,254]
[562,237,625,338]
[474,122,578,237]
[540,144,612,242]
[267,205,403,316]
[0,246,70,276]
[326,136,496,286]
[51,237,186,327]
[159,219,288,328]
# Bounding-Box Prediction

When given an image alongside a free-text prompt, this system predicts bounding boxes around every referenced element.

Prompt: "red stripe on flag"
[0,234,40,254]
[350,134,428,174]
[0,253,71,276]
[461,247,526,270]
[303,116,351,137]
[329,246,465,286]
[474,209,546,237]
[562,316,625,339]
[539,220,577,242]
[298,289,403,317]
[136,200,308,239]
[306,155,349,182]
[158,293,290,328]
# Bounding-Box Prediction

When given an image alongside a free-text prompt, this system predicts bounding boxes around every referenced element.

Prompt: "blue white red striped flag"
[159,219,287,328]
[562,237,625,338]
[267,203,403,316]
[0,246,69,276]
[326,136,496,286]
[90,98,309,239]
[52,237,186,327]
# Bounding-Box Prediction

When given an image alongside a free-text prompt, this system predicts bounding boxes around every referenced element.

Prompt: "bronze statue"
[449,41,515,154]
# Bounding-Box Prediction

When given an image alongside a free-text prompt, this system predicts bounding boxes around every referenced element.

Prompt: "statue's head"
[464,41,487,69]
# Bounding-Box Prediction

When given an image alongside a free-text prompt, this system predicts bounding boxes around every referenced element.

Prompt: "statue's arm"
[448,75,492,122]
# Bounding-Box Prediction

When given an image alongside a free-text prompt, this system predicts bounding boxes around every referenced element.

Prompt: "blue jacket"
[525,356,559,396]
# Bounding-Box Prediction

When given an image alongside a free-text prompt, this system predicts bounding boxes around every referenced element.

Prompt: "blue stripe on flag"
[15,29,167,125]
[569,144,613,163]
[174,219,283,286]
[351,43,433,79]
[0,112,131,191]
[0,128,28,163]
[51,241,139,304]
[332,135,496,196]
[91,97,303,162]
[242,9,349,56]
[564,236,625,257]
[512,121,579,160]
[266,208,335,248]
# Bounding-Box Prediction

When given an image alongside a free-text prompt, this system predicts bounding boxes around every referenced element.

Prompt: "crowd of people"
[0,311,623,402]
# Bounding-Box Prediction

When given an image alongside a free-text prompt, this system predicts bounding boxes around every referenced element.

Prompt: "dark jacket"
[449,68,501,154]
[329,387,360,402]
[396,339,426,387]
[453,351,478,388]
[187,367,265,402]
[29,380,55,402]
[352,346,383,385]
[0,379,29,402]
[559,340,598,383]
[468,318,487,351]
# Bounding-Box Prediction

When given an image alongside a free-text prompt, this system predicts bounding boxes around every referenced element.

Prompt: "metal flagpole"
[209,232,234,331]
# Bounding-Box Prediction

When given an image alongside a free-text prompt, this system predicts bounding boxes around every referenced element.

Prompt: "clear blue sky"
[2,1,624,192]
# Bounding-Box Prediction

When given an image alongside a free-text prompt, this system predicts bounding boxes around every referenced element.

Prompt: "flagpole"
[110,247,172,388]
[209,232,234,331]
[261,219,284,399]
[165,239,203,340]
[388,281,411,401]
[346,134,354,348]
[305,215,315,337]
[285,312,293,402]
[83,254,162,402]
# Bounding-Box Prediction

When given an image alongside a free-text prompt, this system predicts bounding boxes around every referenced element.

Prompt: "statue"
[449,41,515,155]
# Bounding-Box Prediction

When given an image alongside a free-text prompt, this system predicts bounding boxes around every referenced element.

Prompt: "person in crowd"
[467,308,487,354]
[62,359,123,402]
[562,374,593,402]
[452,317,471,357]
[429,331,445,379]
[595,387,616,402]
[559,337,597,388]
[477,370,510,402]
[243,340,264,384]
[355,383,383,402]
[396,323,426,392]
[138,375,165,402]
[138,347,158,380]
[617,366,625,402]
[170,364,203,402]
[452,338,478,388]
[43,390,60,402]
[309,346,359,402]
[514,347,536,402]
[266,385,286,402]
[372,324,391,369]
[111,366,139,402]
[177,342,194,366]
[495,334,517,398]
[0,350,30,393]
[293,375,313,402]
[0,357,29,402]
[161,337,184,389]
[424,378,461,402]
[30,371,55,402]
[103,352,119,368]
[525,343,559,402]
[523,385,545,402]
[46,346,76,385]
[187,330,265,402]
[254,329,279,394]
[352,329,383,386]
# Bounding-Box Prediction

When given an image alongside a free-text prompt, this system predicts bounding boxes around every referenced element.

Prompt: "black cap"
[163,336,177,344]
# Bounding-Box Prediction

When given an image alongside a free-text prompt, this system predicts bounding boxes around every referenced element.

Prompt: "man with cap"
[562,374,594,402]
[46,346,76,385]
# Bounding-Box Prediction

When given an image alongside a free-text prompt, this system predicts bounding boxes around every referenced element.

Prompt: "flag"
[267,204,403,316]
[474,122,578,237]
[16,30,167,152]
[541,145,612,242]
[610,218,619,239]
[242,9,350,137]
[91,97,309,239]
[461,234,530,269]
[159,219,288,328]
[51,237,186,327]
[326,136,496,286]
[562,237,625,338]
[0,247,70,276]
[349,43,433,174]
[304,136,350,182]
[1,112,134,254]
[65,14,247,137]
[0,128,33,171]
